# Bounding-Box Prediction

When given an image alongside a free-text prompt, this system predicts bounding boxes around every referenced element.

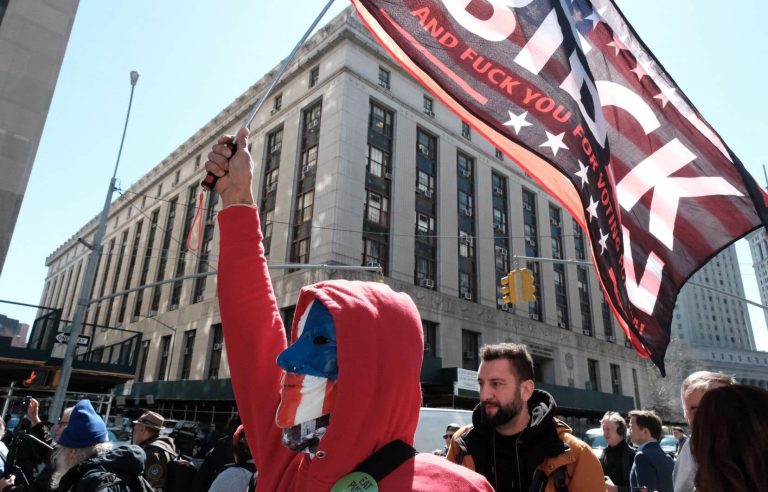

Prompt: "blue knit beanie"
[58,399,108,448]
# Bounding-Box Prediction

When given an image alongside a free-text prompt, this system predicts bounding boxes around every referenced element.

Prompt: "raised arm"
[207,128,294,474]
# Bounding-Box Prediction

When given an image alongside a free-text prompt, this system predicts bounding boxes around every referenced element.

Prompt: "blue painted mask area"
[277,299,339,380]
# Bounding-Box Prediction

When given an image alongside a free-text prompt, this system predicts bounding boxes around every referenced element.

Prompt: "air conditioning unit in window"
[169,304,178,311]
[270,142,282,153]
[461,169,472,178]
[266,182,277,194]
[461,208,473,217]
[424,109,435,117]
[493,186,503,196]
[606,336,615,343]
[523,203,532,211]
[493,224,504,233]
[195,295,204,303]
[212,343,223,351]
[423,189,433,198]
[550,219,560,226]
[307,119,320,131]
[460,236,472,246]
[366,260,381,268]
[302,164,315,175]
[384,171,392,180]
[462,292,473,301]
[583,329,592,336]
[557,321,566,329]
[529,313,539,321]
[419,278,435,289]
[423,343,431,352]
[270,108,279,115]
[147,310,157,317]
[500,304,510,312]
[462,351,475,359]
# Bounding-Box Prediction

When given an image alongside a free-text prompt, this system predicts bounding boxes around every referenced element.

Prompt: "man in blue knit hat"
[0,400,148,492]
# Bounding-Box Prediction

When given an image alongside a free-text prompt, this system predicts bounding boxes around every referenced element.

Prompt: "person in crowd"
[600,412,635,492]
[194,414,241,492]
[208,425,257,492]
[433,423,461,457]
[672,371,734,492]
[0,400,147,492]
[446,342,604,491]
[627,410,673,492]
[690,384,768,492]
[131,411,175,491]
[205,128,493,491]
[0,417,8,476]
[671,427,686,456]
[26,399,71,446]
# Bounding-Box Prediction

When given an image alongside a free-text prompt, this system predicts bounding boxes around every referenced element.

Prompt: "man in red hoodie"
[205,128,492,491]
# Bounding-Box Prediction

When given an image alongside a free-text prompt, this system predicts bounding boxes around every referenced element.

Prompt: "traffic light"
[500,271,518,304]
[520,268,537,302]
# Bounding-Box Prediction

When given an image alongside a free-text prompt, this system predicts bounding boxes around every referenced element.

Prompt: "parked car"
[168,420,205,457]
[413,407,473,453]
[659,434,678,459]
[582,427,607,459]
[159,419,178,437]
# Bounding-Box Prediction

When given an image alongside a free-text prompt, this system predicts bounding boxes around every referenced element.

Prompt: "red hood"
[295,280,424,486]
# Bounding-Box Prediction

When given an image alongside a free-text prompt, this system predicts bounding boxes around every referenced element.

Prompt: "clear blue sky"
[1,0,767,351]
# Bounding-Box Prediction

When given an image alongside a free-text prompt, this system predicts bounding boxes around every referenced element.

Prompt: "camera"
[9,396,31,416]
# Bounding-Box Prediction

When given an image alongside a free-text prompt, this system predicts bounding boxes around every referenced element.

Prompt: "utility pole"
[49,71,139,421]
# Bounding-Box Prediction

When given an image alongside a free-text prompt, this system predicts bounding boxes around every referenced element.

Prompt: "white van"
[413,407,473,453]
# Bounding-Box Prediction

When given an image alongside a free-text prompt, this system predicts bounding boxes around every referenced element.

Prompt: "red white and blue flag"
[351,0,768,373]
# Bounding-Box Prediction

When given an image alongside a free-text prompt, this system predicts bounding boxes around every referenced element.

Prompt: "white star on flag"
[584,8,603,30]
[586,196,599,221]
[598,228,609,255]
[606,32,627,56]
[503,110,533,135]
[575,160,590,188]
[653,85,677,108]
[630,61,647,80]
[540,131,568,156]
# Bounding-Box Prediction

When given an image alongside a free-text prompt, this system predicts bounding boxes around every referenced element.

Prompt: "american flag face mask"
[276,299,338,431]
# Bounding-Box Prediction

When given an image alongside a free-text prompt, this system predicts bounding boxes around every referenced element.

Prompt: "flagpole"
[201,0,337,190]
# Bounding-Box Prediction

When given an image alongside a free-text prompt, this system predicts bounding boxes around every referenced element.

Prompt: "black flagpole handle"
[201,139,237,190]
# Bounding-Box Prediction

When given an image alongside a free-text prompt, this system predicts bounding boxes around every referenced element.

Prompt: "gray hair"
[680,371,736,400]
[50,442,113,489]
[600,411,627,429]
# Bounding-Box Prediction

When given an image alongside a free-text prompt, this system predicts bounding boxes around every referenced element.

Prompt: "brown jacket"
[447,393,603,492]
[142,435,176,491]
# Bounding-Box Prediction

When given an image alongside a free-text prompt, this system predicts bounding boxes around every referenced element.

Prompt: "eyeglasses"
[443,434,452,439]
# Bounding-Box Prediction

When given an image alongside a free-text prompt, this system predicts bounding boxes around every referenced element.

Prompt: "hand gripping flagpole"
[201,0,337,190]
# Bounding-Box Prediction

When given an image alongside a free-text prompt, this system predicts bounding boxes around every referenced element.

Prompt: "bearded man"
[447,343,603,492]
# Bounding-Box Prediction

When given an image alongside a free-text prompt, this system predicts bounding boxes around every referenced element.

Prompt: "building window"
[370,103,393,137]
[461,121,471,140]
[422,320,437,357]
[207,324,224,379]
[457,153,473,178]
[192,191,218,303]
[423,95,434,116]
[416,170,435,195]
[461,330,480,370]
[273,94,282,111]
[602,299,614,340]
[415,256,435,286]
[292,238,310,264]
[495,148,503,160]
[157,335,172,381]
[301,145,318,176]
[416,213,435,238]
[495,246,509,271]
[458,191,473,217]
[554,266,569,329]
[587,359,600,391]
[610,364,622,395]
[295,191,314,224]
[493,208,507,235]
[363,238,387,271]
[378,66,391,89]
[151,197,178,313]
[459,271,474,300]
[367,145,391,178]
[137,340,150,382]
[309,66,319,88]
[170,186,197,310]
[119,220,143,323]
[365,191,389,226]
[417,128,436,159]
[578,267,592,334]
[459,230,474,258]
[180,329,196,380]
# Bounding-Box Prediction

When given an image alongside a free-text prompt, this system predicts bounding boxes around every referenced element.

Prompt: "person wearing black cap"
[434,424,462,457]
[0,399,148,492]
[131,411,175,491]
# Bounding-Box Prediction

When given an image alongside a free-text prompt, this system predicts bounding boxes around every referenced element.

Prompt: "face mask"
[276,299,338,451]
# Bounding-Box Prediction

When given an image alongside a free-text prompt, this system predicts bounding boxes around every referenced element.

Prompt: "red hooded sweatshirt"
[217,205,493,491]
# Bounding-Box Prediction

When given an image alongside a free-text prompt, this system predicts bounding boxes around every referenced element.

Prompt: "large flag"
[351,0,768,373]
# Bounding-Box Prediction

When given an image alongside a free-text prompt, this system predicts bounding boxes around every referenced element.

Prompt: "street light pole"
[49,71,140,421]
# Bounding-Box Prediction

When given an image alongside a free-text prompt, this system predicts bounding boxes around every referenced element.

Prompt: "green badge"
[330,472,378,492]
